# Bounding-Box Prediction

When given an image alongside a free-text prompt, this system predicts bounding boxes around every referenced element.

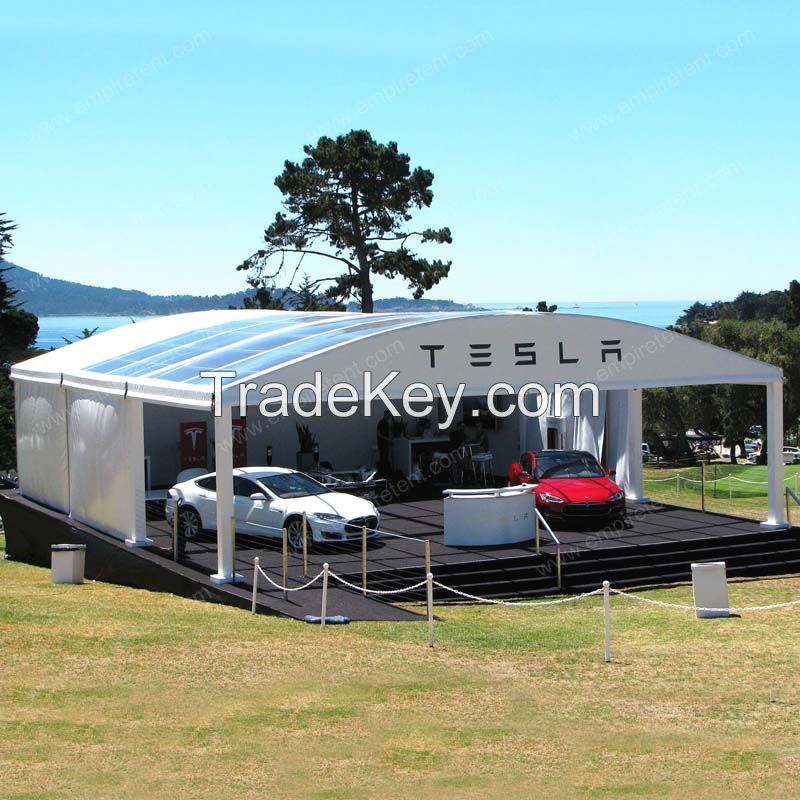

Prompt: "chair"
[471,451,494,486]
[432,449,466,486]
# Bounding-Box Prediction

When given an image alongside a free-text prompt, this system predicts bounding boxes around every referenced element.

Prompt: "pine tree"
[238,130,452,312]
[0,212,40,471]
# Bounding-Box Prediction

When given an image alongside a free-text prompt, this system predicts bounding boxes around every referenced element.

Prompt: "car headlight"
[540,492,565,504]
[609,491,624,502]
[312,512,345,522]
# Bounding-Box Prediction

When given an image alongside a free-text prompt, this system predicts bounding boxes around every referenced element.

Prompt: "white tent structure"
[11,309,789,584]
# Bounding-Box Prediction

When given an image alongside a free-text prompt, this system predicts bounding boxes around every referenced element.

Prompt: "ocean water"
[34,301,693,349]
[35,316,149,350]
[480,300,693,328]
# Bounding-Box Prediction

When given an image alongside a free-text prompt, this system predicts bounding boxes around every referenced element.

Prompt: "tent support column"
[761,379,789,530]
[124,397,153,547]
[211,404,242,583]
[625,389,649,504]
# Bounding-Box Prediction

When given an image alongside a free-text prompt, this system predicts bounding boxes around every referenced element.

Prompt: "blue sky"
[4,1,799,303]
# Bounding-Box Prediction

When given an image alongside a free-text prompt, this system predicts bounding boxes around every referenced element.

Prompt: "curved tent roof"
[11,309,782,409]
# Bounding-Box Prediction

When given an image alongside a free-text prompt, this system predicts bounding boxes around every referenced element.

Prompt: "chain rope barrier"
[431,581,604,606]
[329,572,430,595]
[644,472,800,487]
[256,563,325,592]
[610,587,800,613]
[251,560,800,615]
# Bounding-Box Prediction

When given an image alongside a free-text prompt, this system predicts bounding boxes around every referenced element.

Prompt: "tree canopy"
[675,287,797,332]
[646,281,800,463]
[0,213,40,471]
[237,130,452,313]
[0,212,16,260]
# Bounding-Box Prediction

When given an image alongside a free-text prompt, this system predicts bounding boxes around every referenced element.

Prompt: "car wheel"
[179,507,202,539]
[286,517,307,552]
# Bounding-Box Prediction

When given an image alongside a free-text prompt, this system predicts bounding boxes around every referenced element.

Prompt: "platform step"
[346,529,800,601]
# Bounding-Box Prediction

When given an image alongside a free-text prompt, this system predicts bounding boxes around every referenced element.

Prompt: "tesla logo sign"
[420,339,624,369]
[180,422,208,469]
[184,427,204,448]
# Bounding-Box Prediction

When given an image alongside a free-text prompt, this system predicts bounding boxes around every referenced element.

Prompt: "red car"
[509,450,626,523]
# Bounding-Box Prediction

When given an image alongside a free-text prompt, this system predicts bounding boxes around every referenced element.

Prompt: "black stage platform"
[4,490,800,620]
[143,498,800,613]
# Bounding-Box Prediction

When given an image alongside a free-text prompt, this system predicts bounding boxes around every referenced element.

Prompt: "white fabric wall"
[15,381,70,512]
[67,389,146,541]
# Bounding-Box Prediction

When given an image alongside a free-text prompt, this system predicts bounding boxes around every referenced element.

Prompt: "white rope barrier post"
[362,525,368,597]
[700,462,706,512]
[302,512,308,577]
[729,473,733,500]
[172,505,179,561]
[676,473,680,497]
[426,572,435,648]
[321,563,329,627]
[603,580,611,663]
[535,509,540,554]
[251,557,259,613]
[786,489,791,527]
[424,539,431,577]
[556,545,562,590]
[281,527,288,601]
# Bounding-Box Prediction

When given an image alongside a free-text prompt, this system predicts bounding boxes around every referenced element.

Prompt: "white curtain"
[605,389,632,494]
[15,381,70,512]
[524,388,606,460]
[67,389,146,540]
[520,388,546,453]
[571,390,606,460]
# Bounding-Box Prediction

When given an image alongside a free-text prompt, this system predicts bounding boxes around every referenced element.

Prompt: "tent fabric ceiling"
[10,309,783,410]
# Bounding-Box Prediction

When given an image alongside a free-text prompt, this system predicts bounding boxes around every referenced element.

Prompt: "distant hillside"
[2,262,249,316]
[345,296,485,312]
[2,261,484,316]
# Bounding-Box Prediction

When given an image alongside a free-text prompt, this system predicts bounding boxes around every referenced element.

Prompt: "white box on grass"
[51,543,87,585]
[691,561,729,618]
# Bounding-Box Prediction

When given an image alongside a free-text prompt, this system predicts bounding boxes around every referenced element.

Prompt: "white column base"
[626,496,652,504]
[210,572,243,585]
[759,521,791,531]
[125,536,155,548]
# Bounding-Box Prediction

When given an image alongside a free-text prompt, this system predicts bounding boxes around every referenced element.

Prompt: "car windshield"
[258,472,330,499]
[535,451,605,479]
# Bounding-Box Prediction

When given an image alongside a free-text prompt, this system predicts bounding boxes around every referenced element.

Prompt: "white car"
[641,442,658,463]
[784,447,800,465]
[746,446,800,465]
[166,467,380,550]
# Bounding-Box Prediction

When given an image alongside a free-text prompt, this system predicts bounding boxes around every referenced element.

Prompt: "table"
[443,486,536,546]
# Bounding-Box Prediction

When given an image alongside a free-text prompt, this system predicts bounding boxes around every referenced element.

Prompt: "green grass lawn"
[2,534,800,799]
[643,463,800,521]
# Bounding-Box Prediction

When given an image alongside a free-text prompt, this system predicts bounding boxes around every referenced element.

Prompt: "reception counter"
[443,485,536,547]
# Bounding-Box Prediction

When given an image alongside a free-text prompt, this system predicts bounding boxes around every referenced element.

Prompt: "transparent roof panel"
[180,314,449,384]
[150,314,414,383]
[85,311,474,384]
[88,314,331,376]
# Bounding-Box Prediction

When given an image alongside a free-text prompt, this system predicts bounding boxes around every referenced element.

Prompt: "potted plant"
[295,424,318,470]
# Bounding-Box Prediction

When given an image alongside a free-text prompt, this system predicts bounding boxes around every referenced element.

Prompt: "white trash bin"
[51,544,87,585]
[691,561,729,618]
